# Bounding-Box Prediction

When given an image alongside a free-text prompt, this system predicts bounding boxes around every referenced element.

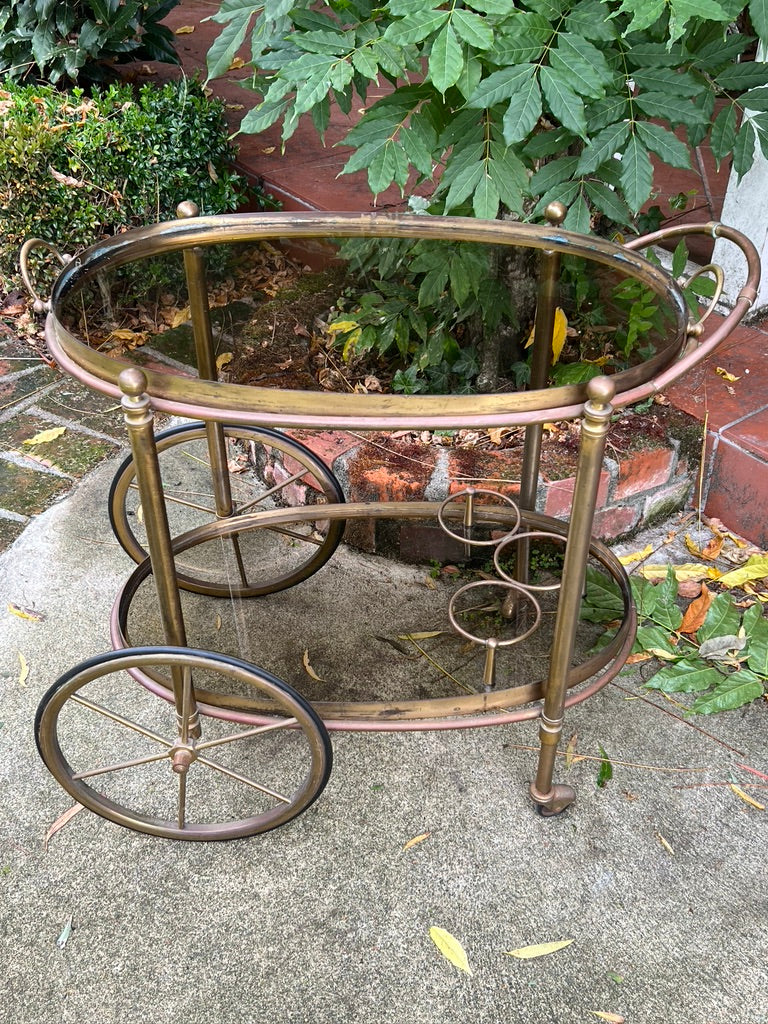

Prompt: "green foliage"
[0,78,248,284]
[581,565,768,714]
[208,0,768,227]
[327,235,512,391]
[0,0,179,85]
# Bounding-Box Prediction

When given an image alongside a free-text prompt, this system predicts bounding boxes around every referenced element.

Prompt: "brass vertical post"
[516,202,567,593]
[177,202,248,585]
[530,375,615,815]
[118,367,199,732]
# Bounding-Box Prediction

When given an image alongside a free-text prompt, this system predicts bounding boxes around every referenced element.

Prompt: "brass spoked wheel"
[35,647,333,841]
[108,423,345,597]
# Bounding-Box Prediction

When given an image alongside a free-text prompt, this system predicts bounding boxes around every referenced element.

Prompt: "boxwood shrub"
[0,77,249,286]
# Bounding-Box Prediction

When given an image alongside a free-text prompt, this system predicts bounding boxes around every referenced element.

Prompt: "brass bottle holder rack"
[30,205,760,841]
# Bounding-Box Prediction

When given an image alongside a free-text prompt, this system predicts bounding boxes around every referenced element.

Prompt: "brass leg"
[530,375,615,816]
[118,367,199,736]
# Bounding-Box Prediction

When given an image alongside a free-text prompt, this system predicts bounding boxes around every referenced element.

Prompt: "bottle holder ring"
[447,579,542,648]
[493,530,567,593]
[437,487,521,548]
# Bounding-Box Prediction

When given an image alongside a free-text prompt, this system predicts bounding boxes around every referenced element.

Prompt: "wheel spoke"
[196,753,292,804]
[73,748,171,780]
[178,772,187,830]
[71,695,173,747]
[195,717,297,752]
[236,468,309,515]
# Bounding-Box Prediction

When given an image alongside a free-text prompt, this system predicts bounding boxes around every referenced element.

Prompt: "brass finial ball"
[544,201,567,226]
[586,375,616,405]
[176,200,200,219]
[118,367,148,397]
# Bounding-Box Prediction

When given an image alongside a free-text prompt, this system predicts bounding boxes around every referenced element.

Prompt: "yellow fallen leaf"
[326,320,360,334]
[18,652,28,686]
[424,575,438,590]
[171,306,190,328]
[487,427,505,446]
[715,366,740,382]
[216,352,233,372]
[656,832,674,855]
[398,631,444,641]
[260,146,276,154]
[403,831,431,850]
[429,926,472,974]
[107,328,141,342]
[43,803,84,850]
[525,307,569,364]
[7,603,44,621]
[215,614,222,631]
[637,563,720,583]
[23,426,66,446]
[302,650,324,683]
[565,731,578,770]
[226,103,245,111]
[718,555,768,589]
[227,56,246,70]
[618,544,653,566]
[505,939,573,959]
[729,783,765,811]
[590,1013,625,1023]
[175,24,195,33]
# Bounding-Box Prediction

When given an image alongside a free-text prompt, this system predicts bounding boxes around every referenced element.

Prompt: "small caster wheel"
[531,783,576,817]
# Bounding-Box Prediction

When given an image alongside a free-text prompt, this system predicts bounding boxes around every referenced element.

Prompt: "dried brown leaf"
[44,803,84,850]
[565,732,578,770]
[302,649,324,683]
[679,583,715,634]
[227,56,246,70]
[403,831,431,851]
[8,603,45,621]
[729,783,765,811]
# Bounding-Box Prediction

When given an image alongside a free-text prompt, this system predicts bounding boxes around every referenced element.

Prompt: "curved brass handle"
[678,262,725,337]
[19,238,72,312]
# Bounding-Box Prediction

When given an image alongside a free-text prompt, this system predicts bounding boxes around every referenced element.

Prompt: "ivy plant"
[206,0,768,232]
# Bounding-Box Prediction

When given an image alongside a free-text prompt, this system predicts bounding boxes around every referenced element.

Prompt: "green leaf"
[488,143,528,214]
[451,9,494,49]
[632,67,703,99]
[596,744,613,788]
[698,593,741,643]
[635,122,691,170]
[634,92,710,127]
[581,566,625,621]
[612,0,665,35]
[385,10,449,45]
[716,62,768,90]
[206,11,252,80]
[672,238,688,277]
[632,575,659,620]
[750,0,768,44]
[502,75,543,144]
[634,624,680,660]
[443,159,485,211]
[550,361,601,384]
[402,123,435,179]
[645,660,723,693]
[576,121,630,175]
[741,87,768,112]
[429,23,465,94]
[566,0,619,41]
[619,134,653,213]
[473,172,500,219]
[549,33,612,100]
[467,65,536,109]
[733,119,756,179]
[584,180,632,225]
[368,141,398,194]
[747,638,768,677]
[529,155,580,196]
[690,670,764,714]
[710,103,738,166]
[563,195,590,233]
[540,66,587,138]
[667,0,731,43]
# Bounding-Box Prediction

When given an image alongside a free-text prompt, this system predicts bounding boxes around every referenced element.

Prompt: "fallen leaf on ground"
[729,783,765,811]
[398,631,444,641]
[7,603,45,621]
[618,544,653,565]
[302,650,324,682]
[429,926,472,974]
[718,555,768,589]
[506,939,574,959]
[228,57,246,70]
[56,916,73,949]
[18,652,28,686]
[44,803,84,850]
[656,832,674,855]
[175,24,195,33]
[625,651,653,664]
[684,533,723,560]
[638,563,720,584]
[679,583,715,634]
[424,575,437,590]
[171,306,190,328]
[565,732,578,770]
[403,831,431,851]
[589,1012,625,1023]
[715,366,740,382]
[216,352,233,371]
[23,426,66,446]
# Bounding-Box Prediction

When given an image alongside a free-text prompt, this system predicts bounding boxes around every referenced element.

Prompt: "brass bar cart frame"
[33,208,760,841]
